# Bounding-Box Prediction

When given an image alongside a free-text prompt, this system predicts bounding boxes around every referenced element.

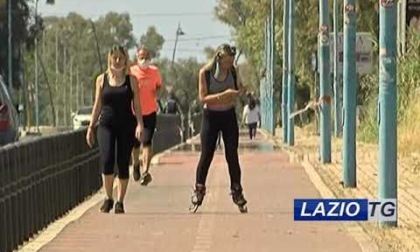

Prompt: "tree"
[0,0,55,90]
[139,26,165,58]
[203,46,216,60]
[214,0,269,93]
[22,11,137,126]
[155,57,201,114]
[213,0,380,101]
[94,12,136,57]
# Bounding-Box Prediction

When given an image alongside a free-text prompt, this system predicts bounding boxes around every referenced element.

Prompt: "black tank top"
[99,73,135,127]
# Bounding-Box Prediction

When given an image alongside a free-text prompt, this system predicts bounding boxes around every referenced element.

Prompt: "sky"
[37,0,234,62]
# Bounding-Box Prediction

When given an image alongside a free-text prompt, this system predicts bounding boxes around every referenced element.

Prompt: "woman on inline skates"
[189,43,248,213]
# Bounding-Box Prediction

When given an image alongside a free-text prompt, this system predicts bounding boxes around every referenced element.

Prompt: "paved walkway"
[31,132,362,252]
[274,126,419,252]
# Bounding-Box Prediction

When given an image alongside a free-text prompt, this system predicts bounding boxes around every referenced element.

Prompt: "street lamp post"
[333,0,342,137]
[172,23,185,64]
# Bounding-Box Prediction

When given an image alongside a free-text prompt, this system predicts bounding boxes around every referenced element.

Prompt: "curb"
[258,129,380,252]
[18,191,108,252]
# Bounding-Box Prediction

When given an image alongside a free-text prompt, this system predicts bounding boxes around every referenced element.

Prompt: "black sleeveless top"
[99,73,136,127]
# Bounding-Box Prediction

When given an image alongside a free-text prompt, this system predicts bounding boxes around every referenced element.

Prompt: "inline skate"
[231,184,248,213]
[189,184,206,213]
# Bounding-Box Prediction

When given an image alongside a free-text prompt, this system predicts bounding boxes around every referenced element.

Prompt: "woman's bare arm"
[130,75,144,126]
[88,74,104,128]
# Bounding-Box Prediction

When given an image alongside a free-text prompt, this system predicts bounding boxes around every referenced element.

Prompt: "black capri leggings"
[133,112,157,148]
[195,108,242,189]
[98,123,135,179]
[247,123,257,139]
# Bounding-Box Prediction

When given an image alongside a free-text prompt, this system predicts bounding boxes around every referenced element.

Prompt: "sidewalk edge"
[18,192,106,252]
[19,136,199,252]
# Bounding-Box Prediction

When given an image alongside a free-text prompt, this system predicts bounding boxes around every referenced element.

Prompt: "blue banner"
[294,199,368,221]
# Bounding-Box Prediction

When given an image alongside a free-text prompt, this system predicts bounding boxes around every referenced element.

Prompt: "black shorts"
[133,112,157,148]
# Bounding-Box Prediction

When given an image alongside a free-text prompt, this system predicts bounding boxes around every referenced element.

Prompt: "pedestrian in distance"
[242,98,260,140]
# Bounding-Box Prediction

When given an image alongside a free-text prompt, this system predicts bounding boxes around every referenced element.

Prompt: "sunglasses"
[218,44,237,56]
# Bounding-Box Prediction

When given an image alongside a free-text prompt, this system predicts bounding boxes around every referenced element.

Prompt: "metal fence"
[153,114,183,154]
[187,112,202,140]
[0,129,101,252]
[0,113,202,252]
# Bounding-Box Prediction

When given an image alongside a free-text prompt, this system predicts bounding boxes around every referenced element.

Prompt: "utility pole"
[378,0,398,228]
[343,0,357,187]
[319,0,332,163]
[8,0,13,97]
[333,0,342,137]
[282,0,289,143]
[287,0,295,146]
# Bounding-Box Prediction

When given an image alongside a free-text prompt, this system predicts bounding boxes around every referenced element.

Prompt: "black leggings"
[133,112,156,148]
[98,123,135,179]
[247,123,257,139]
[196,108,241,189]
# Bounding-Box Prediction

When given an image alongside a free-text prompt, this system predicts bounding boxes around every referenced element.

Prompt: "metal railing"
[0,129,101,252]
[153,114,183,154]
[187,112,202,140]
[0,113,201,252]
